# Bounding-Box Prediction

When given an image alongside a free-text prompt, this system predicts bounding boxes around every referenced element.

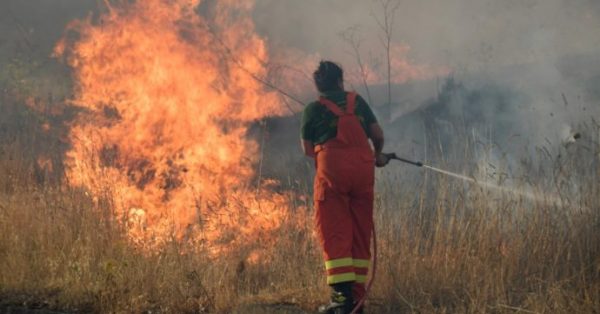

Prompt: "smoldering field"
[1,0,599,313]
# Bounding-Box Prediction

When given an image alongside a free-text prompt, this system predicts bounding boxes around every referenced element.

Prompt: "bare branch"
[339,26,373,105]
[5,4,34,52]
[373,0,401,112]
[201,21,306,115]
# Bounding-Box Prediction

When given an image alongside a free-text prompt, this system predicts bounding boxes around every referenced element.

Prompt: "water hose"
[384,153,423,167]
[350,153,422,314]
[350,227,377,314]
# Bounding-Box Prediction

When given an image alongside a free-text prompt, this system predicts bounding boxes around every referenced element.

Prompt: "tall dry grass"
[0,93,599,313]
[373,168,599,313]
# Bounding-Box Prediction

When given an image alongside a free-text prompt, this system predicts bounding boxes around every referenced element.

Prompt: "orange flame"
[55,0,290,251]
[360,43,450,86]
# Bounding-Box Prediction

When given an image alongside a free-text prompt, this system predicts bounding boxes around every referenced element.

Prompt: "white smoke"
[253,0,600,160]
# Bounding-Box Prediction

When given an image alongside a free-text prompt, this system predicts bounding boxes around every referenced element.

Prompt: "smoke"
[0,1,95,58]
[254,0,600,70]
[253,0,600,165]
[1,0,599,175]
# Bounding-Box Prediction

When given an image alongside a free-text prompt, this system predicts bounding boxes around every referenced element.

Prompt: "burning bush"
[54,0,292,250]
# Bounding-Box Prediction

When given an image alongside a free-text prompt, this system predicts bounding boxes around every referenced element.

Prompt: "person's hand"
[375,153,390,168]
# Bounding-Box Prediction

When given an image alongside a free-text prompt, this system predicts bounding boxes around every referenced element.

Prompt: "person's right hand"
[375,153,390,168]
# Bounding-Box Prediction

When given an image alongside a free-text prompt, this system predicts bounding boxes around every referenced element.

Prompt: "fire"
[55,0,290,251]
[370,43,450,85]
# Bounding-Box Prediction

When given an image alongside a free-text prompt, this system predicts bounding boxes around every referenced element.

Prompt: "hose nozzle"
[385,153,423,167]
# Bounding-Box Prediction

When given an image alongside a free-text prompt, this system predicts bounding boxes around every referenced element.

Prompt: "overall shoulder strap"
[318,97,345,116]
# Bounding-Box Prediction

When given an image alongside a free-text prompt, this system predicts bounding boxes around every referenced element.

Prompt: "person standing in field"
[301,61,389,314]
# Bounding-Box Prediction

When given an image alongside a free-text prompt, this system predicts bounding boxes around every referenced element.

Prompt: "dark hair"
[313,61,343,93]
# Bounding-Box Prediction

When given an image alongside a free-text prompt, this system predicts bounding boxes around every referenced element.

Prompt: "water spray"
[354,152,562,314]
[385,153,476,182]
[383,153,563,204]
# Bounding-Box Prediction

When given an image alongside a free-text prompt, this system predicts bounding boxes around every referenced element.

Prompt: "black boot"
[318,282,354,314]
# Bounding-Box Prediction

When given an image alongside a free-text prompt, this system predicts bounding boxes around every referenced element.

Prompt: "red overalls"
[314,92,374,302]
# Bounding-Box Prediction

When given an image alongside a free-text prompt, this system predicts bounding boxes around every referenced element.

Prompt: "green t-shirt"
[301,90,378,145]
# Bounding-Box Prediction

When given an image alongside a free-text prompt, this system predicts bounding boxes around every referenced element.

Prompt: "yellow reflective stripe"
[327,272,356,284]
[353,259,370,268]
[325,257,353,270]
[356,275,368,283]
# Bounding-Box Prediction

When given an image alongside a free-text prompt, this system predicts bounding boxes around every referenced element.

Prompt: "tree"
[373,0,401,111]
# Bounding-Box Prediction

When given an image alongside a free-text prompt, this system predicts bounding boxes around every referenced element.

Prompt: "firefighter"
[301,61,389,314]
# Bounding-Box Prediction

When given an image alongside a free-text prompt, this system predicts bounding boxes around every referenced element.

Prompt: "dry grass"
[0,95,599,313]
[373,168,600,313]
